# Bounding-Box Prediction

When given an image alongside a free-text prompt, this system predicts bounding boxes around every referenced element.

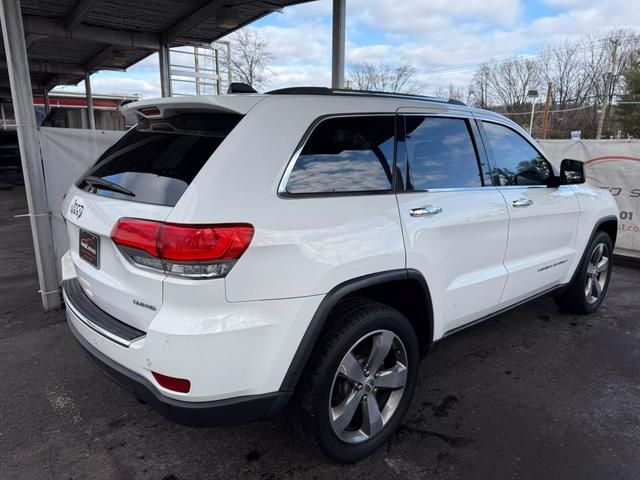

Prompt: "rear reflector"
[139,107,161,117]
[152,371,191,393]
[111,218,254,279]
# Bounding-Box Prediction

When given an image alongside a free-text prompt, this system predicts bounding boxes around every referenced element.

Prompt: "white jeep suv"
[61,87,618,462]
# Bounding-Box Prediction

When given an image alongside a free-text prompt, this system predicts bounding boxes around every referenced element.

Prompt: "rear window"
[77,113,242,206]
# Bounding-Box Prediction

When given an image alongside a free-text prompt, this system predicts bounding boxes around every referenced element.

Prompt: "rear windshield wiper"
[84,175,136,197]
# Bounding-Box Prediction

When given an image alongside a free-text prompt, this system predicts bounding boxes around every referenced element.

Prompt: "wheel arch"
[279,269,434,393]
[566,214,618,288]
[596,216,618,247]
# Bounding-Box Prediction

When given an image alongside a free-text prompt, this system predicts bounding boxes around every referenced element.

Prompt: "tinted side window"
[482,122,552,186]
[285,116,395,195]
[401,116,483,190]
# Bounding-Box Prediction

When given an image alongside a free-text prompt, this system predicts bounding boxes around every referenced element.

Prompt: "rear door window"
[399,116,485,190]
[77,113,243,206]
[284,116,395,195]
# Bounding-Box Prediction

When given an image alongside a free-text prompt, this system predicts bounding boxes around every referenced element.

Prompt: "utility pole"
[596,38,620,140]
[541,82,553,139]
[527,89,539,136]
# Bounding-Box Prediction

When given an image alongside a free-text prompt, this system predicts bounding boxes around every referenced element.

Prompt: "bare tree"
[434,83,469,103]
[465,29,640,137]
[538,41,590,109]
[469,63,492,108]
[228,29,273,90]
[347,63,424,94]
[486,57,541,112]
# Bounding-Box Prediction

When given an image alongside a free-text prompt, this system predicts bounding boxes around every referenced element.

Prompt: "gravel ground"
[1,186,639,480]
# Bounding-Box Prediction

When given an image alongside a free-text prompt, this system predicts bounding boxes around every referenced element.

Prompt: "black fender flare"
[278,268,433,393]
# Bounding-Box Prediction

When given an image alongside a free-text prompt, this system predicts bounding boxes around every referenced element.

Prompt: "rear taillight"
[111,218,254,279]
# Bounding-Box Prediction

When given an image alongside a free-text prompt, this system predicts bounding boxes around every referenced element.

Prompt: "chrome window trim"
[397,112,474,120]
[397,186,495,194]
[396,184,550,194]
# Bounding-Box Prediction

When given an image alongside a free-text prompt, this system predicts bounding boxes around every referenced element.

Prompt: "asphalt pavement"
[1,186,639,480]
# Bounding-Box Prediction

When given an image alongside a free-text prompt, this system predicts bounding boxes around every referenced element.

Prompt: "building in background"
[0,91,137,187]
[1,91,138,131]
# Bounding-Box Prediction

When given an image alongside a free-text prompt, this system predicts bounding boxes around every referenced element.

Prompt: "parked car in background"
[60,87,618,462]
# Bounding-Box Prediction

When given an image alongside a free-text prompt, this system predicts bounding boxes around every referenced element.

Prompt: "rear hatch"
[64,103,250,332]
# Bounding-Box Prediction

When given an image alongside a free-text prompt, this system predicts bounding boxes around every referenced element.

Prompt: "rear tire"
[554,231,613,314]
[295,300,419,463]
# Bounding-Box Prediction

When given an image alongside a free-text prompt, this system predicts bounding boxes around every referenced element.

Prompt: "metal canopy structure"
[0,0,316,100]
[0,0,321,311]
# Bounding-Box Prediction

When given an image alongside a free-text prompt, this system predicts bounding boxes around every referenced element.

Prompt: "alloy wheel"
[585,242,609,304]
[328,329,408,444]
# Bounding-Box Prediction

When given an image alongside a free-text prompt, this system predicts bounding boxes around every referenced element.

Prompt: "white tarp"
[540,140,640,256]
[39,127,124,281]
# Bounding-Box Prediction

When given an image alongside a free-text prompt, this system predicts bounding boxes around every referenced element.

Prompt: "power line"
[500,103,595,116]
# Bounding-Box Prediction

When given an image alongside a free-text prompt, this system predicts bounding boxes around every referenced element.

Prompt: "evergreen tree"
[618,58,640,137]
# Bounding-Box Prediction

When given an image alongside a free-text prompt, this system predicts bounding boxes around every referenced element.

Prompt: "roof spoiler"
[120,95,264,123]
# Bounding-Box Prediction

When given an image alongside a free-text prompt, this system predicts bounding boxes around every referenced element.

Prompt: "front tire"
[296,300,419,463]
[554,231,613,314]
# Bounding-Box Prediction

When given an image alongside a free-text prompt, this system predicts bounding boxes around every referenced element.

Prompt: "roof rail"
[265,86,466,106]
[267,86,333,95]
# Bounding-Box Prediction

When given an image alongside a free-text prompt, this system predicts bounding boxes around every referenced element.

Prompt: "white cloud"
[257,24,331,64]
[59,76,161,99]
[350,0,523,32]
[60,0,640,100]
[347,44,394,64]
[264,65,331,90]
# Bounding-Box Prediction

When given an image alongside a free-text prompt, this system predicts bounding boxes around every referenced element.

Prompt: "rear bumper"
[67,318,291,426]
[60,249,323,422]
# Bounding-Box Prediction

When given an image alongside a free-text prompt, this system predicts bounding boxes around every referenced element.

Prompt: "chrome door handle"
[409,205,442,217]
[512,198,534,208]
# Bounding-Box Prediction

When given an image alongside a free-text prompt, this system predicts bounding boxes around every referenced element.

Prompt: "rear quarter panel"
[168,95,415,302]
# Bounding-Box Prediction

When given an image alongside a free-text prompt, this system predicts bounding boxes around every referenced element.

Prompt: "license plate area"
[79,229,100,268]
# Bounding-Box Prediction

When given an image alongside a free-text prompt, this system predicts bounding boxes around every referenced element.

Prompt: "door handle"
[409,205,443,217]
[512,198,534,208]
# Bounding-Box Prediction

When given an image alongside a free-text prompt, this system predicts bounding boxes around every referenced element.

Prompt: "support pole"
[215,48,221,95]
[193,47,201,95]
[159,44,171,97]
[331,0,346,89]
[541,83,552,140]
[42,86,50,114]
[0,0,62,311]
[84,71,95,129]
[225,41,232,91]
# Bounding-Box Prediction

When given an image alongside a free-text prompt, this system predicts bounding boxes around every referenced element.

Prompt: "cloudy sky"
[58,0,640,99]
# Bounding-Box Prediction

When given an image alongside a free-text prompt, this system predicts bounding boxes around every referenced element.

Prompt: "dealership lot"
[1,185,639,480]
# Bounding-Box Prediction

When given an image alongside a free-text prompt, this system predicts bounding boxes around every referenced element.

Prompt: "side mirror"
[559,159,586,185]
